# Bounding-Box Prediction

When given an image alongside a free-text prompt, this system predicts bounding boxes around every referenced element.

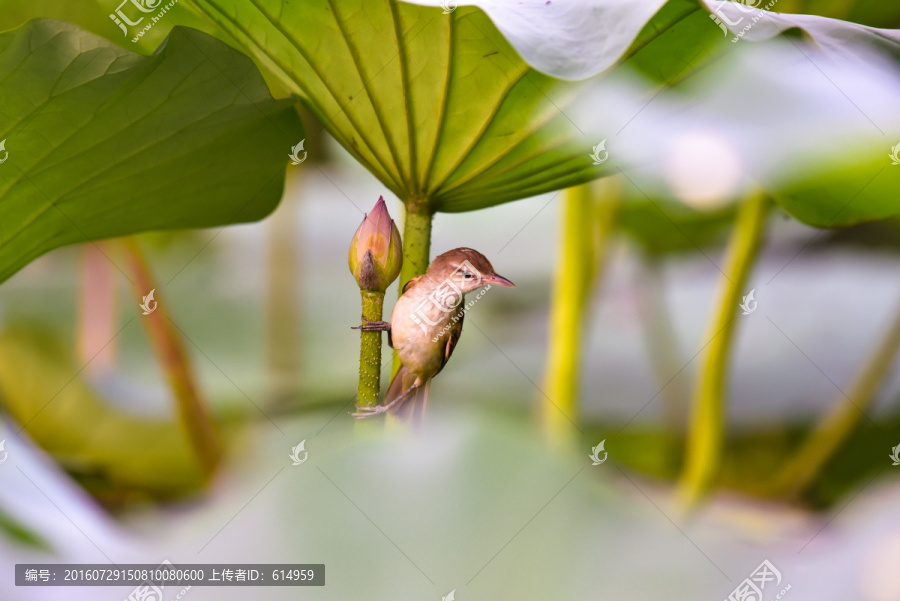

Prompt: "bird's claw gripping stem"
[350,383,418,419]
[352,318,391,332]
[351,404,388,419]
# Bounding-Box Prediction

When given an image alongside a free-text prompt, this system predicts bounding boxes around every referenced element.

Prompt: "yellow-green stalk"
[541,179,620,443]
[774,303,900,499]
[679,189,769,507]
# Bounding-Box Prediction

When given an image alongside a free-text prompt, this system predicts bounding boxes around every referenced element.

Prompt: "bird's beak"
[485,273,515,288]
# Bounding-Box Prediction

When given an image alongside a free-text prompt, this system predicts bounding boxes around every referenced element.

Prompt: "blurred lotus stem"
[266,174,302,407]
[541,178,620,443]
[774,303,900,499]
[78,244,118,374]
[679,189,769,507]
[120,239,223,478]
[635,254,689,462]
[349,197,403,408]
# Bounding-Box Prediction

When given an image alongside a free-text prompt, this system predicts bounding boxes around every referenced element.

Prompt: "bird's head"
[427,247,515,294]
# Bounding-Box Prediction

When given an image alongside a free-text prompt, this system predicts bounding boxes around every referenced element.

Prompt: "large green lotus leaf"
[178,0,720,212]
[0,19,301,284]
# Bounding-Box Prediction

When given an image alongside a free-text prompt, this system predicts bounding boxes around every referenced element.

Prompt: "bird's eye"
[462,271,473,279]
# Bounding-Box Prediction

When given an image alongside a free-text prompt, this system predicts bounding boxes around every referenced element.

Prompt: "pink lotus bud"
[348,196,402,291]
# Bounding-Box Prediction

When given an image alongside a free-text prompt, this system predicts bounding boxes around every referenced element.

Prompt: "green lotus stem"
[774,303,900,499]
[399,202,433,290]
[541,180,619,442]
[679,189,769,507]
[357,290,386,408]
[120,239,223,478]
[265,184,301,406]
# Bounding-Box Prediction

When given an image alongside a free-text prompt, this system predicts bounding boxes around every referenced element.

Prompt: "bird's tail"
[384,365,429,425]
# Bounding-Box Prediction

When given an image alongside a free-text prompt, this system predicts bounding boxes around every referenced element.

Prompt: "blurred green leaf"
[591,404,900,509]
[786,0,900,28]
[775,154,900,228]
[0,19,302,285]
[617,198,737,255]
[0,325,206,502]
[693,3,900,226]
[0,505,50,551]
[816,215,900,251]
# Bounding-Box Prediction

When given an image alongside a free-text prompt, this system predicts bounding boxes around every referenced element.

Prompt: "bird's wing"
[435,309,464,377]
[402,274,425,294]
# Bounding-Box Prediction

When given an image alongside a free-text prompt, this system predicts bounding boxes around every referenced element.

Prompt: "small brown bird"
[353,247,514,421]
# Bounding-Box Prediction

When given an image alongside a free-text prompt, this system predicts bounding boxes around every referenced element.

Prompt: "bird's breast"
[391,287,463,377]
